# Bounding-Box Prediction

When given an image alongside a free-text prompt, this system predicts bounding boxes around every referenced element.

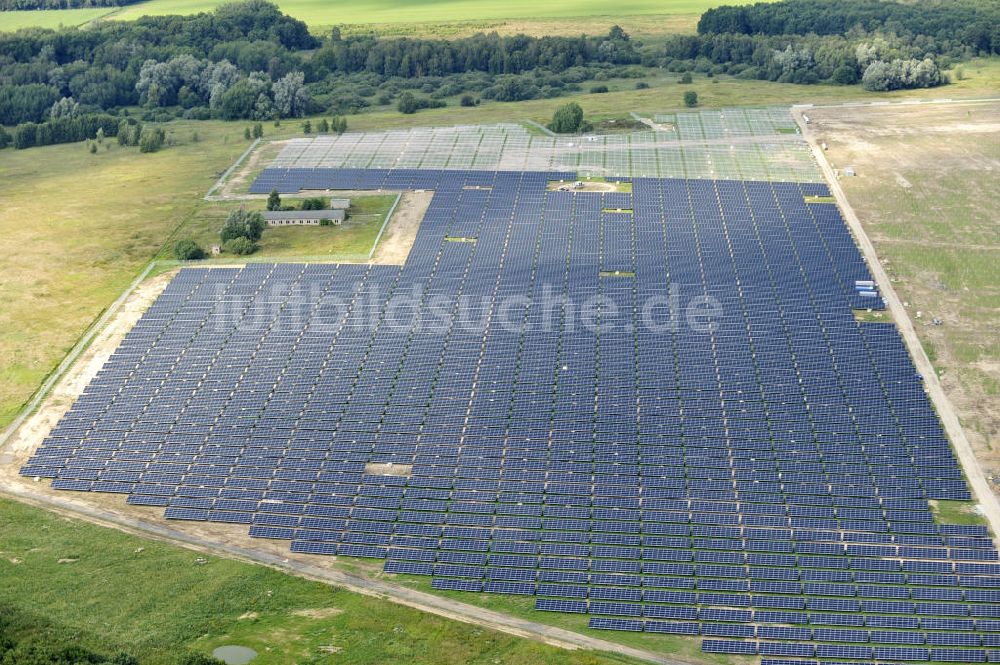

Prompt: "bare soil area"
[809,101,1000,496]
[370,190,434,265]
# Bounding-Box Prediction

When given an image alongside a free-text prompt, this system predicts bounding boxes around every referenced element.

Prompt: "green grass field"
[931,500,991,528]
[0,498,641,665]
[372,572,745,665]
[0,6,116,29]
[0,120,249,430]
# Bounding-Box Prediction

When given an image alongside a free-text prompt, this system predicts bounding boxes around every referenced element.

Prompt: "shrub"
[547,102,585,134]
[683,90,698,107]
[635,81,650,89]
[460,94,476,107]
[138,126,165,153]
[174,239,205,261]
[224,237,256,255]
[679,72,693,84]
[397,92,419,114]
[178,653,226,665]
[589,84,609,94]
[319,218,332,226]
[300,197,327,210]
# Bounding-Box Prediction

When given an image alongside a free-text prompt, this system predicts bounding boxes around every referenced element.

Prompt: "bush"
[635,81,650,90]
[589,85,609,94]
[138,126,165,153]
[683,90,698,107]
[319,218,332,226]
[174,239,205,261]
[178,653,226,665]
[460,94,476,107]
[224,237,256,255]
[397,92,419,114]
[181,106,212,120]
[117,119,142,146]
[547,102,585,134]
[300,197,327,210]
[679,72,693,84]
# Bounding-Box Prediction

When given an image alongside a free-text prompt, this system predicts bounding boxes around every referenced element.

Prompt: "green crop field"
[110,0,757,27]
[0,498,640,665]
[0,6,116,30]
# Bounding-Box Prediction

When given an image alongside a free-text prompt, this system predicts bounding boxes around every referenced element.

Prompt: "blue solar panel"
[27,161,992,656]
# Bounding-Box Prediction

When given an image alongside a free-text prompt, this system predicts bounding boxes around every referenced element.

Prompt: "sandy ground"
[794,101,1000,536]
[546,181,620,192]
[370,190,434,264]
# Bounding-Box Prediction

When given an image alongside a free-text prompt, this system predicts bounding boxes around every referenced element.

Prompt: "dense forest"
[0,0,995,149]
[0,3,638,129]
[652,0,998,89]
[698,0,1000,54]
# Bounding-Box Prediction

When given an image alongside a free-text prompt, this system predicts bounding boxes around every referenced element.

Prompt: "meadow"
[0,120,248,430]
[0,498,641,665]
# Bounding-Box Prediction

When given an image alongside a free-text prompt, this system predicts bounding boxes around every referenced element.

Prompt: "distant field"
[111,0,755,25]
[0,6,115,30]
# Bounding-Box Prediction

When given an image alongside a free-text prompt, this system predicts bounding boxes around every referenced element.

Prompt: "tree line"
[0,4,640,127]
[0,0,992,139]
[698,0,1000,55]
[648,0,995,90]
[311,28,639,78]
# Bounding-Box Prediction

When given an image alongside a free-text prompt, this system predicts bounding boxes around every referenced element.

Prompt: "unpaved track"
[371,190,434,264]
[793,107,1000,541]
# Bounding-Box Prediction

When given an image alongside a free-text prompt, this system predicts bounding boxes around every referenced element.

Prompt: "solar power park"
[21,108,1000,663]
[267,107,818,182]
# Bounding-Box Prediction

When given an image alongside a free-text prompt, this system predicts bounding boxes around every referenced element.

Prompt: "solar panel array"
[24,165,998,662]
[265,108,817,182]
